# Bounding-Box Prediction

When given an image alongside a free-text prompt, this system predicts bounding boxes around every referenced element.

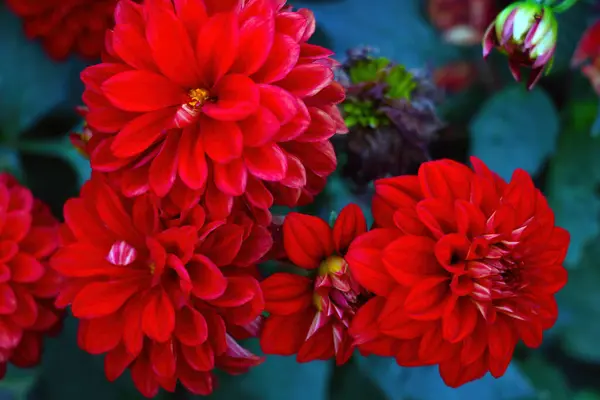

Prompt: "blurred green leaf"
[355,355,535,400]
[557,236,600,363]
[330,358,387,400]
[546,100,600,266]
[36,315,157,400]
[552,2,593,74]
[295,0,459,68]
[206,339,332,400]
[519,356,572,400]
[469,84,559,181]
[0,365,39,400]
[574,391,600,400]
[0,147,23,180]
[17,136,90,188]
[0,3,78,139]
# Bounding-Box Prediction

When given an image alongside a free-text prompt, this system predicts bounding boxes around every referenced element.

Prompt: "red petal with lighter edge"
[283,212,333,269]
[102,70,185,112]
[110,109,174,158]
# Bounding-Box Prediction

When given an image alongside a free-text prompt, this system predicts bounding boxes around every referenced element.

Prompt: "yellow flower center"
[149,262,156,275]
[188,88,211,108]
[318,255,346,276]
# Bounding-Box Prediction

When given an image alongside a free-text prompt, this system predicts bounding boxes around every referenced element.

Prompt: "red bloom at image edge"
[0,174,63,379]
[49,174,272,398]
[5,0,125,60]
[259,204,374,365]
[344,157,569,387]
[82,0,347,224]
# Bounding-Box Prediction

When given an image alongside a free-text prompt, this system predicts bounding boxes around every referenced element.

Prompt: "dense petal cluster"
[339,49,443,189]
[0,174,63,379]
[81,0,346,224]
[6,0,123,60]
[345,157,569,387]
[260,204,370,365]
[50,175,271,397]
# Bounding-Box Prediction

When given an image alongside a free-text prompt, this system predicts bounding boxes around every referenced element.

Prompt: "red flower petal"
[178,125,208,190]
[201,118,243,163]
[283,212,333,269]
[149,131,180,197]
[333,204,367,254]
[382,235,444,286]
[345,229,398,296]
[244,143,288,181]
[259,311,313,355]
[195,12,239,86]
[188,255,227,300]
[275,64,333,98]
[203,74,259,121]
[239,106,280,147]
[214,158,248,196]
[72,279,144,318]
[110,108,175,158]
[231,12,275,75]
[145,1,200,87]
[8,253,45,283]
[252,33,300,84]
[102,70,185,112]
[261,273,312,315]
[142,289,175,342]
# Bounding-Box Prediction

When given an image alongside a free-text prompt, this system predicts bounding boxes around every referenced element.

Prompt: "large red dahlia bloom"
[81,0,346,222]
[50,175,271,397]
[0,174,63,379]
[5,0,122,60]
[260,204,371,365]
[345,157,569,387]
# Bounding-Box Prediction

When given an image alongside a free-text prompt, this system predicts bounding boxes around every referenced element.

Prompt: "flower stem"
[550,0,579,13]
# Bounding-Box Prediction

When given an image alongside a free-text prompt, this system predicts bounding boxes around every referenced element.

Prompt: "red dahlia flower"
[81,0,346,222]
[259,204,371,365]
[5,0,123,60]
[345,157,569,387]
[0,174,63,379]
[50,175,271,397]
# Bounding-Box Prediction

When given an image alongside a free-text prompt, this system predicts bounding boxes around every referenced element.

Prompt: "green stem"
[550,0,579,13]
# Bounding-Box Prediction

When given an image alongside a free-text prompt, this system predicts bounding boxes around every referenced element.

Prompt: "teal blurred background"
[1,0,600,399]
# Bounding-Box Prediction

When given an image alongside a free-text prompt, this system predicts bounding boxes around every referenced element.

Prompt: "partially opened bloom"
[259,204,371,365]
[482,1,557,89]
[0,174,63,379]
[345,157,569,387]
[82,0,346,223]
[50,175,271,397]
[6,0,123,60]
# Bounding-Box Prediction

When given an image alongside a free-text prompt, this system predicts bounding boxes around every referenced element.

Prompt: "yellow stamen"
[313,293,323,311]
[188,88,210,107]
[318,256,346,276]
[149,263,156,275]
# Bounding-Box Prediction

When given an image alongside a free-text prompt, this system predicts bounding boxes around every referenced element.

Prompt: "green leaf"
[469,84,559,181]
[330,358,387,400]
[0,3,79,139]
[355,355,535,400]
[294,0,459,68]
[519,356,572,400]
[0,365,39,400]
[17,136,91,188]
[557,237,600,363]
[574,391,600,400]
[37,315,160,400]
[546,100,600,266]
[206,339,332,400]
